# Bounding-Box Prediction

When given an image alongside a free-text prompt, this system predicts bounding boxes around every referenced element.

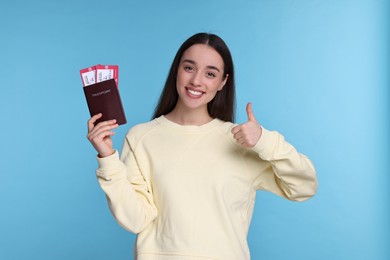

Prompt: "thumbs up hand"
[231,102,263,148]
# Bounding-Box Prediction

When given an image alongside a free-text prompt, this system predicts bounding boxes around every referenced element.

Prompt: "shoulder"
[124,117,162,146]
[215,120,236,137]
[127,118,159,135]
[214,120,241,145]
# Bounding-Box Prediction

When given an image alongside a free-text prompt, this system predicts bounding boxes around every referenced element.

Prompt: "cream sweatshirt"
[96,115,317,260]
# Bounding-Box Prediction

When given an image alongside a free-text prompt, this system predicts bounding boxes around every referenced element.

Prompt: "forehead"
[181,44,224,69]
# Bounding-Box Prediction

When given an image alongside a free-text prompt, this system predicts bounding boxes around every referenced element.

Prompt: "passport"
[83,78,127,125]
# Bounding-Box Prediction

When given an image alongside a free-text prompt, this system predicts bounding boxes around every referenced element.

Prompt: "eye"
[184,66,194,72]
[206,72,216,78]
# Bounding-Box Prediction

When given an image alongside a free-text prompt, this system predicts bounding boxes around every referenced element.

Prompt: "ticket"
[80,64,119,87]
[80,66,97,87]
[96,64,119,87]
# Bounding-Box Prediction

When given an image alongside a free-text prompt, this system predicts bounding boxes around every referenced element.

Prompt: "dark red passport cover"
[83,79,127,125]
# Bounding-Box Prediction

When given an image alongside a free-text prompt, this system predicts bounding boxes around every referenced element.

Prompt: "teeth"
[188,89,203,96]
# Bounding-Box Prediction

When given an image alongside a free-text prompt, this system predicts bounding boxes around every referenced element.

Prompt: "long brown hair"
[152,33,236,122]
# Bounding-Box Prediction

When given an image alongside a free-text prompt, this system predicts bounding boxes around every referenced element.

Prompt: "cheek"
[211,80,224,92]
[176,71,187,87]
[175,76,187,96]
[176,77,184,92]
[207,84,221,100]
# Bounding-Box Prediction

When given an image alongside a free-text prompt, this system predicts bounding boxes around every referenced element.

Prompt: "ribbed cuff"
[96,150,124,177]
[251,127,278,160]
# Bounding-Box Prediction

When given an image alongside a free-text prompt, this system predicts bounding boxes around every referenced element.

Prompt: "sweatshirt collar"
[156,115,223,132]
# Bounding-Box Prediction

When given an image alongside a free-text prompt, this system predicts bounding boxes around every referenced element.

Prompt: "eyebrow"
[182,59,221,73]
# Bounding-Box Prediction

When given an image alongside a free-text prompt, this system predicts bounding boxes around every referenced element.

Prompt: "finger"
[231,125,241,135]
[88,122,118,140]
[88,113,103,132]
[235,136,249,147]
[233,128,247,143]
[88,122,118,136]
[246,102,256,122]
[94,119,117,131]
[88,129,116,143]
[89,118,117,134]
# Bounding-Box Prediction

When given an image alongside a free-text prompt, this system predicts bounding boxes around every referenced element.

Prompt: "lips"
[185,87,204,98]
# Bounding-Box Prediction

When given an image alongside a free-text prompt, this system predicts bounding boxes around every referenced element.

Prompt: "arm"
[232,103,317,201]
[250,128,317,201]
[96,136,157,233]
[87,114,157,233]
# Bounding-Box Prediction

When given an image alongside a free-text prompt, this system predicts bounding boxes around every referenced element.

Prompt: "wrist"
[98,149,115,158]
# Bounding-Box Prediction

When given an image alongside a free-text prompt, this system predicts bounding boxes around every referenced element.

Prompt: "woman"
[87,32,317,260]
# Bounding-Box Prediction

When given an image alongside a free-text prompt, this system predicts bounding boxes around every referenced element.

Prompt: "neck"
[165,103,213,126]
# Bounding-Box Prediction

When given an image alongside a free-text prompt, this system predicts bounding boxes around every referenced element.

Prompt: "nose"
[190,71,202,87]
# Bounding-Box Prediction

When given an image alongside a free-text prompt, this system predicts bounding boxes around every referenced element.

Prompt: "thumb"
[246,102,256,122]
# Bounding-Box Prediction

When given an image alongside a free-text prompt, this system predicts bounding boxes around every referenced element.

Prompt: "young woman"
[87,33,317,260]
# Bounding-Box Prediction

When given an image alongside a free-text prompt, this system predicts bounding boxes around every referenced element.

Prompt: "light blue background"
[1,0,389,259]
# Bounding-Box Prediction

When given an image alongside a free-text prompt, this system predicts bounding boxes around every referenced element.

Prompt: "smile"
[186,87,204,97]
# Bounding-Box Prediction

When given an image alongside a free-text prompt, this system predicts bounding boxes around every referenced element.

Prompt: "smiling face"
[175,44,228,116]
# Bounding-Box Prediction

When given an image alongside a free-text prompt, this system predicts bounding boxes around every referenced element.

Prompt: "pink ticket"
[80,66,97,87]
[96,64,119,87]
[80,64,119,87]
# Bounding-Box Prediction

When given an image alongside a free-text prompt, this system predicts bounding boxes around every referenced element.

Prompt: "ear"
[218,74,229,91]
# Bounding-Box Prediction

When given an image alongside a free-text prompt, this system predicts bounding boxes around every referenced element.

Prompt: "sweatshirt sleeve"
[95,136,157,234]
[251,127,318,202]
